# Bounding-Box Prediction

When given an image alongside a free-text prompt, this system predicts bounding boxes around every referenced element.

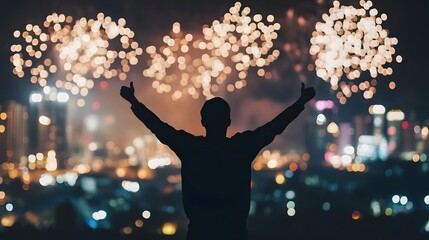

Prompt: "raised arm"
[120,82,192,147]
[256,83,315,136]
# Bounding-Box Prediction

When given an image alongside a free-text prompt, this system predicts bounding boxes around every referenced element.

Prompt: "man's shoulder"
[176,130,204,141]
[230,130,254,141]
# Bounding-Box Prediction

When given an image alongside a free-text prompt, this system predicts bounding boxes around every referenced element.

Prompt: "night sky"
[0,0,428,148]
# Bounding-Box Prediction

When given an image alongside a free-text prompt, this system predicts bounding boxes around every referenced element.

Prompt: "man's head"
[200,97,231,132]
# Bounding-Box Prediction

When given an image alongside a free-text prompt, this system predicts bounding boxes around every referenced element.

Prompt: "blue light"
[385,169,393,177]
[285,170,294,178]
[86,218,98,229]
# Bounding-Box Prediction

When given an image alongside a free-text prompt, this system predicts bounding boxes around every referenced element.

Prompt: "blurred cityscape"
[0,93,428,239]
[1,0,428,239]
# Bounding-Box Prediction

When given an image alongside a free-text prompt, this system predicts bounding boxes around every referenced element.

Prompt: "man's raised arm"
[120,82,190,146]
[257,83,315,136]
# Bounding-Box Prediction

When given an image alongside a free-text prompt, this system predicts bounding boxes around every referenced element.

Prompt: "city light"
[135,219,143,228]
[39,174,55,186]
[327,122,339,135]
[322,202,331,211]
[161,222,177,235]
[400,196,408,205]
[387,110,405,121]
[56,92,69,102]
[92,210,107,220]
[315,100,335,111]
[287,208,296,217]
[5,203,13,212]
[343,145,355,155]
[46,150,57,171]
[352,210,361,220]
[38,115,51,125]
[121,180,140,193]
[285,190,295,200]
[316,114,327,125]
[148,156,172,169]
[1,215,16,227]
[142,210,151,219]
[275,173,285,184]
[88,142,98,152]
[287,201,296,209]
[0,112,7,120]
[30,93,43,103]
[368,105,386,115]
[392,195,400,204]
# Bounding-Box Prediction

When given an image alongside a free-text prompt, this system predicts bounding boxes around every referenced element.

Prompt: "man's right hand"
[120,81,136,102]
[300,83,316,103]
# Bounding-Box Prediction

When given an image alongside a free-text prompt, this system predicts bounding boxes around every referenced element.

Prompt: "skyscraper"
[28,90,69,169]
[0,101,28,164]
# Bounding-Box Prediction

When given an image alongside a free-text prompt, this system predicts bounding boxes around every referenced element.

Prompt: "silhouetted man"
[120,82,315,240]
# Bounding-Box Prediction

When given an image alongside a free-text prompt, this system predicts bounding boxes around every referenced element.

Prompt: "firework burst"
[310,0,401,104]
[11,13,142,106]
[144,2,281,100]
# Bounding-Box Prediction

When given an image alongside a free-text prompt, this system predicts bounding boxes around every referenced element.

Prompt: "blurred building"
[368,105,388,161]
[28,90,69,168]
[305,100,336,166]
[353,115,370,147]
[0,101,28,164]
[386,110,405,156]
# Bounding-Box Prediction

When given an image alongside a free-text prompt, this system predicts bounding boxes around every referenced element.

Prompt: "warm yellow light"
[162,222,177,235]
[252,162,262,171]
[1,215,16,227]
[327,122,339,134]
[422,127,429,137]
[75,163,91,174]
[412,154,420,162]
[46,150,57,171]
[275,174,285,184]
[116,168,126,178]
[385,208,392,216]
[0,112,6,120]
[352,210,361,220]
